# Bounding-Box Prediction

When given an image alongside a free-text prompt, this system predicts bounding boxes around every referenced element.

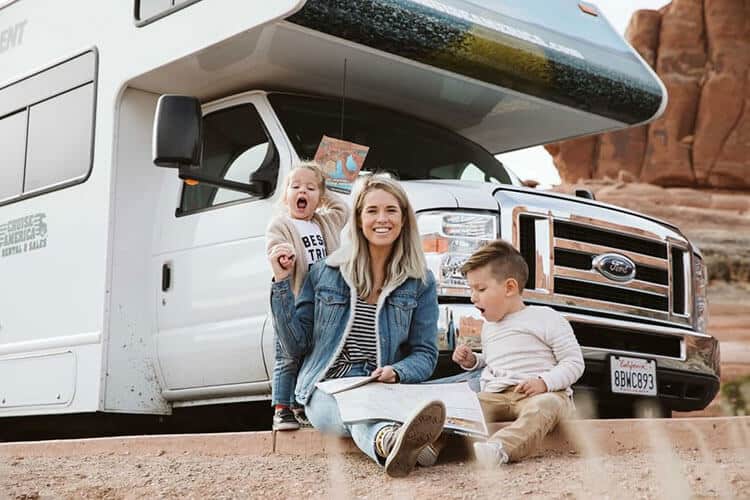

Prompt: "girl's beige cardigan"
[265,193,349,295]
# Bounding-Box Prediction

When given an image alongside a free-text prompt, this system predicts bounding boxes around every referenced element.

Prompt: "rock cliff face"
[545,0,750,189]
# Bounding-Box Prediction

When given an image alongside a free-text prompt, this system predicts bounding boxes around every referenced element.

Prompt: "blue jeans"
[426,369,482,392]
[305,362,391,464]
[272,333,300,406]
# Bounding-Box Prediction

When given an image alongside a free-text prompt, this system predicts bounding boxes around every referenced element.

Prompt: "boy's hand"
[514,377,548,397]
[452,344,477,369]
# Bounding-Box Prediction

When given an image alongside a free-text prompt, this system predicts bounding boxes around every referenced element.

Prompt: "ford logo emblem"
[592,253,636,282]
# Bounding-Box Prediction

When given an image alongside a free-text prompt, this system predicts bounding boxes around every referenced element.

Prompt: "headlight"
[692,253,708,333]
[418,211,498,296]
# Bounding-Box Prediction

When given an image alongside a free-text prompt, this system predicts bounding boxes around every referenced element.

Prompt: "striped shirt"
[326,298,378,378]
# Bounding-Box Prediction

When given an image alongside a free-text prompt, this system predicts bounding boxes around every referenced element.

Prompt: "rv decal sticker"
[0,213,47,258]
[409,0,583,60]
[0,19,26,55]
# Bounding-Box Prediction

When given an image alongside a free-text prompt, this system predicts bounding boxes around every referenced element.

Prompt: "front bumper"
[575,359,719,412]
[434,303,721,412]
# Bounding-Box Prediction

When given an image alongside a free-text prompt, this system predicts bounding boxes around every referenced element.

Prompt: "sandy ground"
[2,445,749,499]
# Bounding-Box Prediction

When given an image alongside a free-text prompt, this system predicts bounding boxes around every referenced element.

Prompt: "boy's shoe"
[376,400,446,478]
[273,408,300,431]
[292,406,312,428]
[473,441,509,467]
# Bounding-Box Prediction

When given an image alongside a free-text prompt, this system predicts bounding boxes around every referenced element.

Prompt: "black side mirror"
[153,95,202,168]
[574,188,596,200]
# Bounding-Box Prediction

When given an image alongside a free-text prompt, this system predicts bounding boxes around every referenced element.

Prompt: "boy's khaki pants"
[478,388,574,462]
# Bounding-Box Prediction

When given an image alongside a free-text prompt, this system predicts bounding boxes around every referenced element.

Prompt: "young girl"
[265,162,349,430]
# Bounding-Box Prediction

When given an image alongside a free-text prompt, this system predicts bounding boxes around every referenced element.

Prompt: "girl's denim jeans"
[272,334,299,406]
[425,369,482,392]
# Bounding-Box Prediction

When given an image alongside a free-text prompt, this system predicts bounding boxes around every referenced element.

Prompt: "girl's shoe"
[273,407,300,431]
[292,406,312,428]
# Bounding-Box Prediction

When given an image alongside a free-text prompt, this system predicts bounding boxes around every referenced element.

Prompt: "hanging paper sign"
[313,135,369,193]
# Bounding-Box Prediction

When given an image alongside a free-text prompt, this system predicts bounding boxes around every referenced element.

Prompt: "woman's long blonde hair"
[341,175,427,298]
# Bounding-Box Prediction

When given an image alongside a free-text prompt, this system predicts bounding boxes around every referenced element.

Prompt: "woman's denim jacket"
[270,256,439,405]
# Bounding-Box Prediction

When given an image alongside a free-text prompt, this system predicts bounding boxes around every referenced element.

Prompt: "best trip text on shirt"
[292,218,327,268]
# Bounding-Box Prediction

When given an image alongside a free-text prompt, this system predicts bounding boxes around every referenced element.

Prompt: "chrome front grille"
[554,220,668,258]
[514,211,692,326]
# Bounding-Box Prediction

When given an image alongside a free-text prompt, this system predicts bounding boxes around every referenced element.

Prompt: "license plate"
[610,356,657,396]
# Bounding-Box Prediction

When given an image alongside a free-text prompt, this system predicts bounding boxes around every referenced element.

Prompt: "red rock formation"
[544,136,596,182]
[695,0,750,188]
[594,10,662,182]
[545,0,750,189]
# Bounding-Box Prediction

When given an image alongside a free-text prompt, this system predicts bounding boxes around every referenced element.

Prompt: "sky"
[497,0,671,187]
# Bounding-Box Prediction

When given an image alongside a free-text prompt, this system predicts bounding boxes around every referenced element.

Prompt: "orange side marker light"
[578,3,598,16]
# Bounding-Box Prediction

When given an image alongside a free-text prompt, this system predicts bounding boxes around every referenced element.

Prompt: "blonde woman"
[269,175,444,478]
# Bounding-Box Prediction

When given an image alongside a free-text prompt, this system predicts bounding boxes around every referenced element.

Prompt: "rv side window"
[24,84,95,192]
[0,110,27,202]
[135,0,201,24]
[0,50,96,207]
[179,104,278,214]
[138,0,172,20]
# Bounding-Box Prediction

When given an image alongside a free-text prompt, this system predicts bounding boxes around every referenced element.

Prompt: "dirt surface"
[2,445,748,499]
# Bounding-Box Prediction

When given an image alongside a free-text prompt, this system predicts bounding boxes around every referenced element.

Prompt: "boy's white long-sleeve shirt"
[466,305,584,393]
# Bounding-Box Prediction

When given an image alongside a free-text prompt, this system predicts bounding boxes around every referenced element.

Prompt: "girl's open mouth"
[296,197,308,209]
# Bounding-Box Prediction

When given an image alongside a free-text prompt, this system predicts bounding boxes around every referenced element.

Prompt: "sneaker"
[382,400,446,478]
[473,441,509,467]
[416,442,439,467]
[273,408,300,431]
[416,437,445,467]
[292,406,311,428]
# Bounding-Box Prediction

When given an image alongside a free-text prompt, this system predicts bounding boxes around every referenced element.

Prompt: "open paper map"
[316,378,488,437]
[313,135,369,193]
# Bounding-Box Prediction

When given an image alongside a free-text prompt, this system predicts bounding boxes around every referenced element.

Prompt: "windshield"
[268,93,512,184]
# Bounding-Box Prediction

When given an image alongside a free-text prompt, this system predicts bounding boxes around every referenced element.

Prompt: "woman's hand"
[371,365,399,383]
[269,244,296,281]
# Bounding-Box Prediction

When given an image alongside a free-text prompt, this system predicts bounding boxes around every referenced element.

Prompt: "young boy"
[453,239,584,465]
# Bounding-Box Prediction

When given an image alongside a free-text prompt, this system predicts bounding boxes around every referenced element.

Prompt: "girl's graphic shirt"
[292,218,326,269]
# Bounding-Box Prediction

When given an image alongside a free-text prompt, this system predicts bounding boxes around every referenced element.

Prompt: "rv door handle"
[162,263,171,292]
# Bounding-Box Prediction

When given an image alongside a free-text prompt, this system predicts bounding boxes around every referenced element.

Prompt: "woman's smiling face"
[359,189,403,250]
[285,168,322,221]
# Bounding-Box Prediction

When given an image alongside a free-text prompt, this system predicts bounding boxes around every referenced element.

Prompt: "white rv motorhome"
[0,0,719,422]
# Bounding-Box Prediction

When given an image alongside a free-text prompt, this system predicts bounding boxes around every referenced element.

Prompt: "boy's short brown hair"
[460,239,529,289]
